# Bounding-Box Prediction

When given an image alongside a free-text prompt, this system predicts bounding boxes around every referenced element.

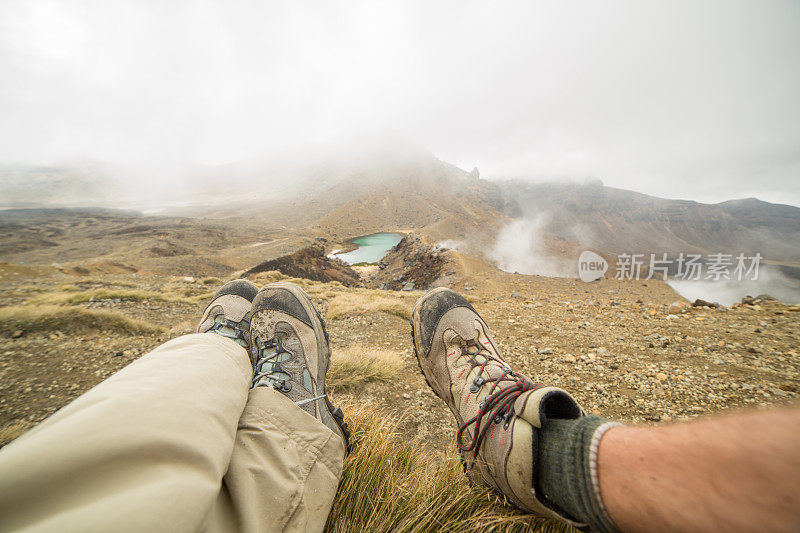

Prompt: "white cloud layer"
[1,0,799,204]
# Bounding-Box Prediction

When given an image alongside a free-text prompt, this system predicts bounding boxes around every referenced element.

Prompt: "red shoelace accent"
[456,348,542,458]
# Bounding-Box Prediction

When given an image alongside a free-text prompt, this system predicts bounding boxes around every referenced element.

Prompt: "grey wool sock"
[536,415,623,533]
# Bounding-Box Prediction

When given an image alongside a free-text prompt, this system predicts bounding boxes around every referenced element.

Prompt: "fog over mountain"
[1,1,799,206]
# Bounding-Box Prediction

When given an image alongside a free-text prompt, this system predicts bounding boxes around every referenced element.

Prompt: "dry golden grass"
[0,421,32,448]
[31,288,197,305]
[328,345,404,391]
[251,270,293,284]
[0,305,163,336]
[326,404,570,533]
[327,291,412,321]
[201,276,222,285]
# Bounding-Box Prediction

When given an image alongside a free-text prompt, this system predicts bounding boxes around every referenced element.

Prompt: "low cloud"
[667,266,800,306]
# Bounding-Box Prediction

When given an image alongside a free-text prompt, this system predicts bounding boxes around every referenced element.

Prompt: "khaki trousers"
[0,333,344,533]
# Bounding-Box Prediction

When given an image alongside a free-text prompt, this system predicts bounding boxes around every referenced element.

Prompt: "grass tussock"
[32,288,196,305]
[201,276,221,285]
[326,405,570,533]
[0,421,32,448]
[0,305,163,336]
[327,292,412,320]
[328,345,404,391]
[250,270,340,291]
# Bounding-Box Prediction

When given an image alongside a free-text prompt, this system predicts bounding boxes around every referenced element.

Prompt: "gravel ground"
[1,270,798,455]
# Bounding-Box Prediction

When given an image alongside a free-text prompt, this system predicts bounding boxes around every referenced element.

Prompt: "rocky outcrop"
[244,239,361,286]
[369,233,451,291]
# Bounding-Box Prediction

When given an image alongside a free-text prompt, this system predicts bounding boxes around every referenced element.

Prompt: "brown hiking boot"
[249,282,350,453]
[197,279,259,348]
[411,287,586,525]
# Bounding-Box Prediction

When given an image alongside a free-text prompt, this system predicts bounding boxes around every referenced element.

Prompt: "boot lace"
[455,340,542,458]
[208,315,249,348]
[251,334,294,393]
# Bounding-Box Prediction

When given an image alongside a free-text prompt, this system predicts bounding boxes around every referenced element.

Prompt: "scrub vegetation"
[326,404,568,533]
[327,292,413,321]
[0,305,163,336]
[328,345,404,391]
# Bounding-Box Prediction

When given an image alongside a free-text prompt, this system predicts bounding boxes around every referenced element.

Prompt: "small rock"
[402,393,411,399]
[563,355,577,363]
[692,299,719,308]
[11,330,23,339]
[668,301,687,314]
[402,281,415,291]
[537,348,553,355]
[114,350,124,357]
[182,276,196,283]
[511,292,522,299]
[656,373,667,382]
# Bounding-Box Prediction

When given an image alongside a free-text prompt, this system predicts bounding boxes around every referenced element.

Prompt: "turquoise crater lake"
[333,232,403,265]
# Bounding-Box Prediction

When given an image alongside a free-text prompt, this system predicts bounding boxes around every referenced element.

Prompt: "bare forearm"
[598,405,800,532]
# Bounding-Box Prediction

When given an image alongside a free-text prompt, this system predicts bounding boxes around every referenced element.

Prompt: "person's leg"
[207,388,345,533]
[597,405,800,532]
[412,288,800,532]
[0,333,252,533]
[0,278,260,533]
[207,281,349,533]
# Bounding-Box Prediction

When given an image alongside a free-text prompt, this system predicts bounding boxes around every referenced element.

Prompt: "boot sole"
[410,286,454,403]
[259,282,351,454]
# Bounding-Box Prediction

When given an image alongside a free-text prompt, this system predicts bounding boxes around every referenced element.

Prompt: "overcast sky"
[1,1,799,205]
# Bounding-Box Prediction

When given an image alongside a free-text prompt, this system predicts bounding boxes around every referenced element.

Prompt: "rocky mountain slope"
[500,179,800,264]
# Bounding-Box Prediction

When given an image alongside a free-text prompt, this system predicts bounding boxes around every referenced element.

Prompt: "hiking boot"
[411,287,585,525]
[197,279,259,349]
[249,282,350,453]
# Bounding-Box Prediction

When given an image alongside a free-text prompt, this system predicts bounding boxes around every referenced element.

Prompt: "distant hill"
[498,179,800,264]
[0,166,113,208]
[1,156,798,274]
